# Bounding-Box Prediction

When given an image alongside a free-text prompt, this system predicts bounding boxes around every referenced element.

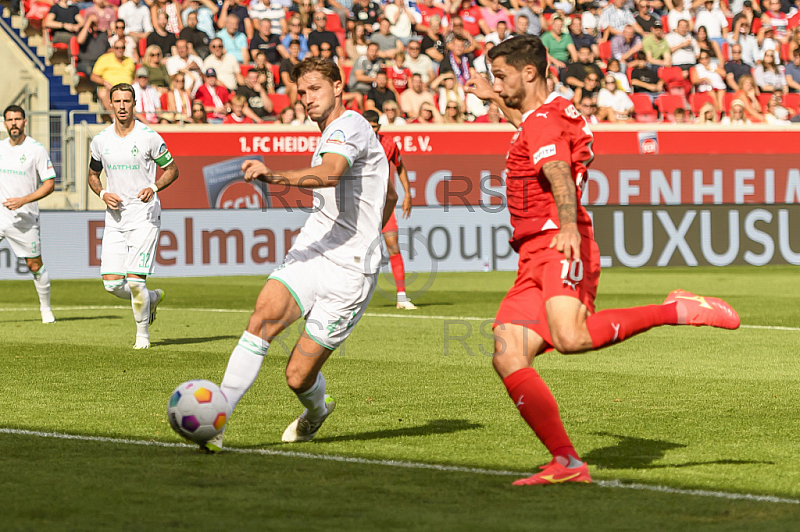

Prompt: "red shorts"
[494,230,601,349]
[382,211,398,234]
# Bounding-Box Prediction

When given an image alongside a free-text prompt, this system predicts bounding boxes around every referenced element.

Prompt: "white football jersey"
[290,111,389,274]
[0,136,56,225]
[90,120,173,230]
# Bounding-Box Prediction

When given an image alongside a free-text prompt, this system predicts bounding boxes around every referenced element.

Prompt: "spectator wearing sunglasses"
[308,12,344,58]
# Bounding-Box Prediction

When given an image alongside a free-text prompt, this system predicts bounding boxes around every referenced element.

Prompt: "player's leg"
[3,223,54,323]
[124,226,161,349]
[25,256,54,324]
[101,226,131,299]
[382,213,416,310]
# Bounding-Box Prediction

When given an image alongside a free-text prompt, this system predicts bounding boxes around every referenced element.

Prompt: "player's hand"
[241,159,272,182]
[138,187,155,202]
[2,197,25,210]
[402,195,412,218]
[103,192,122,209]
[549,223,581,262]
[465,75,496,101]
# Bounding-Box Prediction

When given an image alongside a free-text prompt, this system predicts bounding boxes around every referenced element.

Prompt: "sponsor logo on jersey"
[327,129,347,145]
[533,144,557,164]
[107,164,141,171]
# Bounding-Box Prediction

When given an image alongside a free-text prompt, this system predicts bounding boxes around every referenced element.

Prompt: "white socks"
[397,291,408,303]
[220,331,268,411]
[296,372,327,420]
[127,278,150,339]
[103,279,132,300]
[32,266,51,311]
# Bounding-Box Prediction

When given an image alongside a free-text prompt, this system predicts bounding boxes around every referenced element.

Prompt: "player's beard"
[8,127,21,140]
[501,85,526,110]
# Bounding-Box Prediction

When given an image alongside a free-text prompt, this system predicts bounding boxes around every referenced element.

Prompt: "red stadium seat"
[721,41,730,61]
[139,38,147,58]
[598,41,612,62]
[723,91,737,112]
[751,17,761,35]
[69,36,86,78]
[661,14,669,33]
[655,93,685,119]
[784,93,800,113]
[758,92,773,109]
[268,93,291,113]
[630,93,658,122]
[689,92,718,118]
[241,64,253,75]
[342,64,352,85]
[270,63,280,83]
[781,42,791,63]
[326,13,343,32]
[160,92,169,110]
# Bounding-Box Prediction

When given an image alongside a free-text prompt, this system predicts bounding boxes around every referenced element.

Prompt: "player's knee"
[550,329,586,354]
[103,279,126,298]
[285,367,312,393]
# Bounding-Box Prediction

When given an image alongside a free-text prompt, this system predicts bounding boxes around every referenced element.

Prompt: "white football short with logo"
[269,246,377,350]
[0,213,42,258]
[100,225,160,276]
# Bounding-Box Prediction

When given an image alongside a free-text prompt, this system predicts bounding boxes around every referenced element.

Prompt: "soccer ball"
[167,380,231,444]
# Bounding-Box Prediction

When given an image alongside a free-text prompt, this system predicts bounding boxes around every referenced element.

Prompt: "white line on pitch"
[0,306,798,332]
[1,428,797,505]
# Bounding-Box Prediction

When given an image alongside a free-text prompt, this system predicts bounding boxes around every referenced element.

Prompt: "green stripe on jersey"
[154,150,173,168]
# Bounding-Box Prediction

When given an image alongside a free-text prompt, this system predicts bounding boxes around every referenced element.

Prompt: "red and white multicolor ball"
[167,380,231,444]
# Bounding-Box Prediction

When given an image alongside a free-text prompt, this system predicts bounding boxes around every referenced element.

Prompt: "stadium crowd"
[20,0,800,123]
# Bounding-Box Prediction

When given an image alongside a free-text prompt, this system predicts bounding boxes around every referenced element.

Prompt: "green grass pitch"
[1,266,799,531]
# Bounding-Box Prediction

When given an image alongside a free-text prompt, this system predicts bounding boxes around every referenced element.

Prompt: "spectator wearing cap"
[44,0,84,46]
[450,0,489,38]
[181,0,218,41]
[596,74,634,121]
[90,36,135,112]
[610,25,642,71]
[380,101,407,125]
[726,16,758,67]
[216,14,250,64]
[371,18,405,60]
[513,0,541,36]
[568,17,599,59]
[695,0,729,47]
[308,13,344,59]
[366,71,398,113]
[180,10,212,58]
[117,0,152,41]
[598,0,639,40]
[784,48,800,92]
[142,45,172,90]
[279,39,302,101]
[133,67,163,124]
[195,68,231,123]
[204,37,243,90]
[541,16,577,70]
[666,19,699,71]
[278,16,310,60]
[642,20,671,68]
[147,10,178,58]
[405,40,435,85]
[667,0,693,35]
[400,73,436,119]
[725,44,752,91]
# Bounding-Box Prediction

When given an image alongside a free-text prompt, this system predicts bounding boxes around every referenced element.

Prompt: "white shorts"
[0,214,41,258]
[269,247,377,350]
[101,225,160,276]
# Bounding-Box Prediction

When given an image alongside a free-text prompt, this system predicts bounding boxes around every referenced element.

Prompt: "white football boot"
[282,395,336,442]
[133,336,150,349]
[41,309,56,323]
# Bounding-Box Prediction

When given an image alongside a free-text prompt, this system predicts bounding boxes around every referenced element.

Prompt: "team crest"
[19,154,26,164]
[131,144,139,157]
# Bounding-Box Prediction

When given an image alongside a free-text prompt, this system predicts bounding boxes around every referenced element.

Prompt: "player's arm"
[2,180,55,210]
[241,152,349,188]
[382,174,398,228]
[88,160,122,209]
[542,159,580,262]
[464,74,522,127]
[138,146,180,202]
[395,159,412,218]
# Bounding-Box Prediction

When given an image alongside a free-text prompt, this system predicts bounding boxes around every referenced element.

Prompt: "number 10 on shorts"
[560,259,583,290]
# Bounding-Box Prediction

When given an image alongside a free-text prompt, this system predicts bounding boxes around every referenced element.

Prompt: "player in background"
[363,109,416,310]
[0,105,57,323]
[87,83,180,349]
[205,57,396,453]
[466,35,740,485]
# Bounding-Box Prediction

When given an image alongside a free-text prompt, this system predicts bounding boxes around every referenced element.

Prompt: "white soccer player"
[0,105,57,323]
[203,57,397,452]
[87,83,180,349]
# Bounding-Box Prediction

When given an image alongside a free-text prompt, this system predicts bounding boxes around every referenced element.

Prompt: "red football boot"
[664,289,740,330]
[513,461,592,486]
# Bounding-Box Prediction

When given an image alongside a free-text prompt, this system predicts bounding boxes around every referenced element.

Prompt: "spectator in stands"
[445,15,478,55]
[761,0,790,45]
[606,58,632,92]
[349,42,383,95]
[107,20,138,62]
[667,0,692,34]
[643,19,671,68]
[384,0,418,46]
[195,68,230,123]
[474,41,494,78]
[250,18,281,64]
[411,101,443,123]
[417,0,446,34]
[785,48,800,92]
[581,2,601,36]
[720,99,751,124]
[371,18,404,60]
[695,102,718,123]
[293,1,316,34]
[84,0,117,34]
[634,1,657,35]
[565,46,604,90]
[672,107,688,123]
[514,15,530,37]
[165,73,193,122]
[754,49,788,93]
[142,45,171,90]
[152,0,183,36]
[541,16,577,70]
[629,51,662,97]
[352,0,383,32]
[451,0,489,38]
[117,0,151,41]
[45,0,84,46]
[725,44,752,91]
[380,100,408,125]
[763,94,791,123]
[388,51,412,92]
[726,17,758,67]
[734,74,764,119]
[696,0,729,46]
[191,99,208,123]
[278,16,310,60]
[442,100,465,123]
[147,10,178,58]
[481,0,512,34]
[180,11,211,58]
[278,106,295,124]
[252,51,277,93]
[223,94,258,123]
[548,72,575,100]
[568,17,599,58]
[76,15,109,78]
[597,74,634,121]
[132,67,163,124]
[278,39,301,100]
[666,19,699,71]
[405,39,435,84]
[249,0,286,38]
[237,68,274,119]
[346,24,370,65]
[319,0,351,33]
[611,25,643,70]
[572,72,599,105]
[218,0,253,40]
[420,16,446,65]
[91,39,134,112]
[216,14,249,64]
[598,0,639,40]
[366,71,397,112]
[485,20,512,46]
[438,35,475,85]
[291,101,314,125]
[308,12,344,59]
[166,39,204,95]
[473,101,505,123]
[578,95,599,124]
[696,26,723,62]
[204,38,243,90]
[181,0,218,41]
[692,50,727,111]
[400,73,436,119]
[432,71,465,114]
[513,0,541,36]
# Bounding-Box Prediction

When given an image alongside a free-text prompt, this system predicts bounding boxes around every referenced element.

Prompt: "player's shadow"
[585,432,773,470]
[151,335,239,346]
[54,315,123,322]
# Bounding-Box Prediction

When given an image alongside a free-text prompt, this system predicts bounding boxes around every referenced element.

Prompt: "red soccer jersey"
[504,94,594,250]
[387,66,411,93]
[457,7,484,36]
[379,134,402,168]
[419,5,446,28]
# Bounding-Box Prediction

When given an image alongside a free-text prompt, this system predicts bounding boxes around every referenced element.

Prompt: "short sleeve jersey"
[379,134,402,168]
[89,121,173,230]
[289,111,389,274]
[504,94,594,251]
[0,137,56,224]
